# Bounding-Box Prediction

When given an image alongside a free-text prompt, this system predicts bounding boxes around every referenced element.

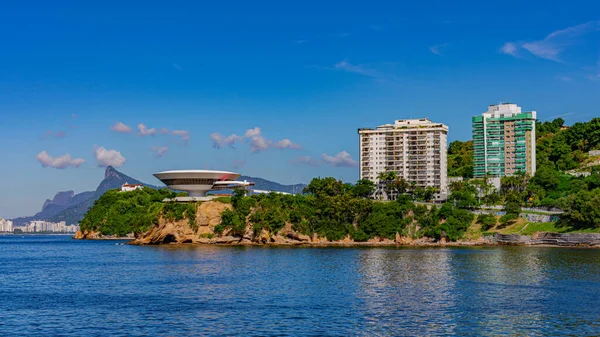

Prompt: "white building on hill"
[121,183,143,192]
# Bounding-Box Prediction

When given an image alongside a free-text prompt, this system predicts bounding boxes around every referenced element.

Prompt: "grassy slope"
[466,217,600,238]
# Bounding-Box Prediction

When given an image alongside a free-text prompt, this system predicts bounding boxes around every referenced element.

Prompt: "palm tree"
[377,171,398,200]
[424,186,439,202]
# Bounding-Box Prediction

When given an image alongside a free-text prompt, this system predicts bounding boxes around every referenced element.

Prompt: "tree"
[423,186,439,202]
[377,171,399,200]
[558,189,600,229]
[447,140,474,178]
[504,191,522,216]
[304,177,350,197]
[377,171,398,182]
[530,166,560,190]
[448,181,478,209]
[352,179,376,198]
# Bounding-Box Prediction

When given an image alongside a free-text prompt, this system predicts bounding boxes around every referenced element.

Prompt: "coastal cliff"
[75,199,600,247]
[132,201,231,244]
[127,201,431,246]
[73,178,600,247]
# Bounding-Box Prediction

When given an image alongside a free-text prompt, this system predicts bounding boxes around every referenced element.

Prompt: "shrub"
[477,213,497,231]
[351,228,369,242]
[499,213,518,226]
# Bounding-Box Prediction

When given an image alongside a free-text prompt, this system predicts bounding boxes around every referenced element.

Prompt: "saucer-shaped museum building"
[153,170,254,200]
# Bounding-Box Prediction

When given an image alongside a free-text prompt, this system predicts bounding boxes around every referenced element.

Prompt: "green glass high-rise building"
[472,103,536,178]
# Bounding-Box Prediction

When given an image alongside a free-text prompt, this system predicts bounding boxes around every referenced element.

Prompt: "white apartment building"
[358,118,448,200]
[0,218,13,232]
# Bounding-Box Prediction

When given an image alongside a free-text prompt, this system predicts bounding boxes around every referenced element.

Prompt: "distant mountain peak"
[104,166,120,179]
[42,190,75,211]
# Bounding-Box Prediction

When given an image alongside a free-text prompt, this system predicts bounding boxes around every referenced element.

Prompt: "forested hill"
[445,117,600,230]
[448,117,600,178]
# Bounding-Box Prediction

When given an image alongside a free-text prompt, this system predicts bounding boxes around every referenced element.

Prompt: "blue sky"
[0,0,599,218]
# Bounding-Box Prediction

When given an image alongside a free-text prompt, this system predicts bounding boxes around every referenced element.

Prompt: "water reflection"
[356,248,458,336]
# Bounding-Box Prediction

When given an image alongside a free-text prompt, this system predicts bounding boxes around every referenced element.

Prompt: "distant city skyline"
[1,1,599,218]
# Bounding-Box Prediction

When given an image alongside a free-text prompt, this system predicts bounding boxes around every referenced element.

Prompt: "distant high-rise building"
[472,103,536,178]
[358,118,448,200]
[0,218,13,232]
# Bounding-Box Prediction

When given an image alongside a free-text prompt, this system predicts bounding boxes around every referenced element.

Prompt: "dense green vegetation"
[448,140,473,178]
[217,178,473,242]
[79,187,196,236]
[376,171,439,202]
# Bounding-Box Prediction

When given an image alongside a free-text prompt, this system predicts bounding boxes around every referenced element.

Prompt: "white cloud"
[334,60,381,78]
[137,123,156,136]
[211,127,301,153]
[502,21,600,62]
[245,127,271,153]
[36,151,84,169]
[172,129,190,143]
[549,112,576,119]
[291,156,321,166]
[273,139,302,150]
[310,60,398,82]
[321,151,358,167]
[210,132,243,148]
[110,121,132,133]
[500,42,519,57]
[150,146,169,157]
[158,127,170,134]
[244,127,261,138]
[429,43,448,55]
[94,146,126,168]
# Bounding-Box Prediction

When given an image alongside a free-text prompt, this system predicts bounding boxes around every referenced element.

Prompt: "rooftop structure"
[358,118,448,201]
[153,170,254,201]
[121,183,143,192]
[472,103,536,178]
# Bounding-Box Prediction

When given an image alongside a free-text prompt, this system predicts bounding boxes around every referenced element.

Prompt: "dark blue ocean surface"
[1,235,599,336]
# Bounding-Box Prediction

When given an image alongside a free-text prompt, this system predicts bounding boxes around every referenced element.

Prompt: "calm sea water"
[0,235,599,336]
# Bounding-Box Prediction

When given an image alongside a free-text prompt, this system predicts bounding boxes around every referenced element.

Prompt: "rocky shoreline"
[72,201,600,248]
[73,229,600,248]
[72,230,134,240]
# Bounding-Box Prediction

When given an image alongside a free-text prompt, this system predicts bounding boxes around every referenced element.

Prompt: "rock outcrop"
[131,201,233,245]
[72,229,134,240]
[494,232,600,246]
